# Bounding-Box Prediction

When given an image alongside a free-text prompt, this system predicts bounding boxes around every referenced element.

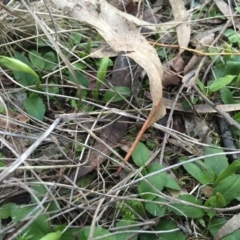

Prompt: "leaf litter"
[2,0,240,239]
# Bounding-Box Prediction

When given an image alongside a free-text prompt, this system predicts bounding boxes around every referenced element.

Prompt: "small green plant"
[181,146,240,210]
[92,56,109,100]
[0,55,46,120]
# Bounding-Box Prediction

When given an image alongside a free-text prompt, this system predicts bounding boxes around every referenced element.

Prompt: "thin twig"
[193,84,240,131]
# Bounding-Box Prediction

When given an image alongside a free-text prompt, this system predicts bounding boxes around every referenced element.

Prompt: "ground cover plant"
[2,0,240,239]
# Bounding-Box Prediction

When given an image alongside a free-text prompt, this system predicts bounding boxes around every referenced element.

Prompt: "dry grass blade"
[169,0,190,54]
[0,118,60,182]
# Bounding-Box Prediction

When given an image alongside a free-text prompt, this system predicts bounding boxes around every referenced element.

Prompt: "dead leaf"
[53,0,187,40]
[162,69,181,87]
[169,0,190,54]
[183,34,215,75]
[214,213,240,240]
[214,0,240,30]
[53,0,165,125]
[162,55,184,87]
[184,115,212,143]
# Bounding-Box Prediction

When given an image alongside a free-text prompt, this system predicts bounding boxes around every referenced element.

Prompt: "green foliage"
[155,219,185,240]
[138,163,167,200]
[169,194,205,218]
[93,56,109,100]
[24,96,45,121]
[220,87,234,104]
[224,28,240,48]
[224,56,240,76]
[69,71,89,87]
[180,157,215,184]
[29,50,45,70]
[103,86,131,102]
[138,162,180,203]
[0,202,16,219]
[196,78,206,95]
[43,51,57,71]
[132,142,150,167]
[181,145,240,211]
[78,226,116,240]
[69,32,82,46]
[214,161,240,185]
[204,146,229,175]
[213,174,240,205]
[208,75,236,92]
[10,205,50,239]
[39,231,61,240]
[204,192,226,207]
[115,219,139,240]
[0,54,47,120]
[144,197,167,217]
[0,55,40,84]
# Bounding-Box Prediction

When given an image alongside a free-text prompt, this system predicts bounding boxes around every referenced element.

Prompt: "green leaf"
[204,146,229,175]
[30,181,47,203]
[69,32,82,46]
[213,174,240,205]
[224,60,240,76]
[144,197,167,217]
[138,163,167,200]
[224,29,236,37]
[43,52,56,71]
[78,226,116,240]
[234,112,240,123]
[169,194,205,218]
[208,75,236,92]
[139,233,158,240]
[236,7,240,14]
[164,175,181,190]
[0,203,16,219]
[115,220,139,240]
[229,34,240,44]
[13,71,36,86]
[24,96,46,121]
[72,62,87,71]
[103,86,131,102]
[204,192,226,207]
[214,161,240,185]
[180,158,215,184]
[220,87,234,104]
[69,71,89,87]
[96,57,109,86]
[132,142,149,167]
[14,52,32,66]
[196,78,206,95]
[39,231,61,240]
[11,205,49,239]
[130,200,146,218]
[29,50,45,70]
[0,55,40,85]
[155,219,185,240]
[61,228,79,240]
[93,56,109,100]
